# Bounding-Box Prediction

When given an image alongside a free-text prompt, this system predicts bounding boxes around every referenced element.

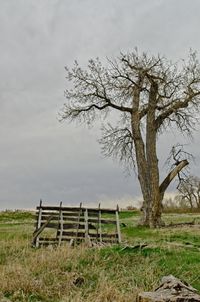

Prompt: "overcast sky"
[0,0,200,210]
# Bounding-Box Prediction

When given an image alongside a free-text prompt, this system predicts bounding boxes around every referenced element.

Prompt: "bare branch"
[160,159,189,197]
[99,123,135,172]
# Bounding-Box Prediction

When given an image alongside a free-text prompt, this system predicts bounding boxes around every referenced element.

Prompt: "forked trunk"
[131,84,189,228]
[140,160,189,227]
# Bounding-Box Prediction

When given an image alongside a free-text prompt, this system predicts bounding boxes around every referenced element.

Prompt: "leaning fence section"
[32,200,121,247]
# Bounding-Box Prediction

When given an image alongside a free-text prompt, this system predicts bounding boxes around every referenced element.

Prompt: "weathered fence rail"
[32,200,121,247]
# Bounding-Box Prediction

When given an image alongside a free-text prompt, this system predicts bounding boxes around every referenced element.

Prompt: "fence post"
[35,199,43,247]
[58,201,63,246]
[75,202,82,244]
[98,203,102,242]
[116,204,121,243]
[84,208,90,245]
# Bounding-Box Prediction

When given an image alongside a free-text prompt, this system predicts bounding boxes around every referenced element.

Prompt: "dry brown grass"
[1,211,200,301]
[0,242,141,301]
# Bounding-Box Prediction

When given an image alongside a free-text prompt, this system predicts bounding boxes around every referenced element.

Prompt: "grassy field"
[0,210,200,302]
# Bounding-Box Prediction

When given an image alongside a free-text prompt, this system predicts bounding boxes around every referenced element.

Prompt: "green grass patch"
[119,210,139,219]
[122,226,158,239]
[168,232,200,246]
[0,210,35,223]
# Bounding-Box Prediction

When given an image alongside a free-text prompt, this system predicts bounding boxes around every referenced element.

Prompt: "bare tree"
[61,49,200,227]
[178,175,200,209]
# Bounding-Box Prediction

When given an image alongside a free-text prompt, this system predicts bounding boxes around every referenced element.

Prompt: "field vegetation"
[0,210,200,301]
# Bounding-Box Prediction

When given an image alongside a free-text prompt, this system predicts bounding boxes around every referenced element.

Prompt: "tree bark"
[131,86,152,226]
[145,82,162,227]
[159,160,189,201]
[136,149,189,227]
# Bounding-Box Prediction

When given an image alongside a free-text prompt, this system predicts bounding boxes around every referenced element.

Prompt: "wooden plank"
[88,209,116,214]
[41,214,59,218]
[36,205,117,214]
[39,222,85,229]
[62,212,84,217]
[38,216,84,223]
[37,237,118,245]
[57,231,117,239]
[58,202,63,246]
[35,199,43,247]
[89,233,117,239]
[36,211,59,215]
[84,209,90,244]
[35,217,99,226]
[40,216,115,223]
[39,217,116,224]
[33,215,54,245]
[38,238,77,246]
[64,223,85,230]
[58,231,85,238]
[88,218,116,224]
[39,237,59,241]
[75,203,82,244]
[39,237,83,242]
[36,222,58,229]
[40,214,59,220]
[100,238,118,243]
[37,211,84,216]
[39,212,82,217]
[61,217,85,222]
[62,217,84,222]
[36,206,84,211]
[98,203,102,242]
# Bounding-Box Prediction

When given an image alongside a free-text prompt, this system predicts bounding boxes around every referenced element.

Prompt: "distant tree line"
[163,175,200,211]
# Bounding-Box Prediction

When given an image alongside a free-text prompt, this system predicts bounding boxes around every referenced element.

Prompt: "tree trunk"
[144,81,162,227]
[131,84,189,228]
[133,136,151,226]
[134,138,188,227]
[131,86,152,226]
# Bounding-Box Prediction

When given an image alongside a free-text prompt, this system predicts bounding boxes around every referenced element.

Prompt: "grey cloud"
[0,0,200,210]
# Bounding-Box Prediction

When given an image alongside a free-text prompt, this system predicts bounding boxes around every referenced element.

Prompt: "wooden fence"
[32,200,121,247]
